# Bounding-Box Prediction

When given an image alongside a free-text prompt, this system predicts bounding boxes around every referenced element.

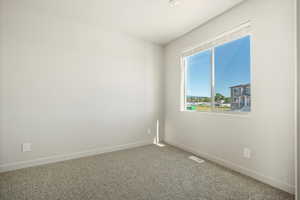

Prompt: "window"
[182,24,251,113]
[185,50,212,111]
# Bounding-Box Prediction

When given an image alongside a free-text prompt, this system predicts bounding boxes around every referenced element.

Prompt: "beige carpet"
[0,144,294,200]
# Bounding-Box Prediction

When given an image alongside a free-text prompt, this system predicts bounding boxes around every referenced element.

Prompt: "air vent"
[189,155,205,164]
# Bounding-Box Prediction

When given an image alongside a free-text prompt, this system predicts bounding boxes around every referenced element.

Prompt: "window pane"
[185,50,212,111]
[214,36,251,112]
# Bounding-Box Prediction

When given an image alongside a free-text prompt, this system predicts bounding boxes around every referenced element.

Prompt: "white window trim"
[180,22,252,115]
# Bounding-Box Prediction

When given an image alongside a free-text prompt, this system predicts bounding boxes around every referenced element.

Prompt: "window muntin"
[183,35,251,113]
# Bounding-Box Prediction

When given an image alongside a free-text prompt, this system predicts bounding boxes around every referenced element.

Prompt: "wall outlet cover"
[22,143,32,152]
[243,148,251,158]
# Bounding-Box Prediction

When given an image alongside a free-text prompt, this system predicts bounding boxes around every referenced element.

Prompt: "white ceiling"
[20,0,245,45]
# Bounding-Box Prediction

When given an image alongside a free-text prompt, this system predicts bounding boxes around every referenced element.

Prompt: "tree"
[215,93,225,102]
[224,97,231,103]
[203,97,211,102]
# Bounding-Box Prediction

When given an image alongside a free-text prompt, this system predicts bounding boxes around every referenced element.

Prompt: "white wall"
[0,0,164,170]
[164,0,296,194]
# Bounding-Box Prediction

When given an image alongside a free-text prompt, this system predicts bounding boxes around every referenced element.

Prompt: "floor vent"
[189,155,205,164]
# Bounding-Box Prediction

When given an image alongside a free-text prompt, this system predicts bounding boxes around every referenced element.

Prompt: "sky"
[186,35,251,97]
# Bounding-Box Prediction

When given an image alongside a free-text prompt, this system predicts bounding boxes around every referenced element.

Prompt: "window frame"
[181,30,252,115]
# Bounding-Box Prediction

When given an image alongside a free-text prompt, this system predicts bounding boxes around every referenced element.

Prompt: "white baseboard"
[164,139,295,195]
[0,140,152,173]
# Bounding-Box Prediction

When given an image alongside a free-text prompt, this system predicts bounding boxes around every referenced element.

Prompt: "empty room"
[0,0,299,199]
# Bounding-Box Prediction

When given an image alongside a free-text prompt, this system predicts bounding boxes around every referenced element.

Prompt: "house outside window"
[230,84,251,111]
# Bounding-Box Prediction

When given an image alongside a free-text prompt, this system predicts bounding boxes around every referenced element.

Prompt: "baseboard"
[0,140,152,173]
[164,139,295,194]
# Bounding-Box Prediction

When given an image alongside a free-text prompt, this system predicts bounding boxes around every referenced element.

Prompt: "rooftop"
[230,83,250,88]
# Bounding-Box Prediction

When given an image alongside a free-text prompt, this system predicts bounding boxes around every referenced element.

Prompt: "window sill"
[180,109,251,118]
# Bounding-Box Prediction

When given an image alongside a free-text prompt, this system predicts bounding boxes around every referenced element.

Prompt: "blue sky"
[186,36,250,97]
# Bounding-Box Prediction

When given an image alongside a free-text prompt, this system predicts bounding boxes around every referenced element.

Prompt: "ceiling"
[17,0,245,45]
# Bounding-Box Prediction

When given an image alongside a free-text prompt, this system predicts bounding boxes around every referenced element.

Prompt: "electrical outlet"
[243,148,251,158]
[147,128,151,135]
[22,143,32,152]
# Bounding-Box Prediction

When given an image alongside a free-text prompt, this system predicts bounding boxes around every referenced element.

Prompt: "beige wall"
[164,0,296,193]
[0,0,164,170]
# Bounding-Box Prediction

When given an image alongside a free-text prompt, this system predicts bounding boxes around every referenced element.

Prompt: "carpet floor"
[0,144,294,200]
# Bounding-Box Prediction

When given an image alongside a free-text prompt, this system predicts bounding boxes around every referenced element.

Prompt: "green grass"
[186,105,231,112]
